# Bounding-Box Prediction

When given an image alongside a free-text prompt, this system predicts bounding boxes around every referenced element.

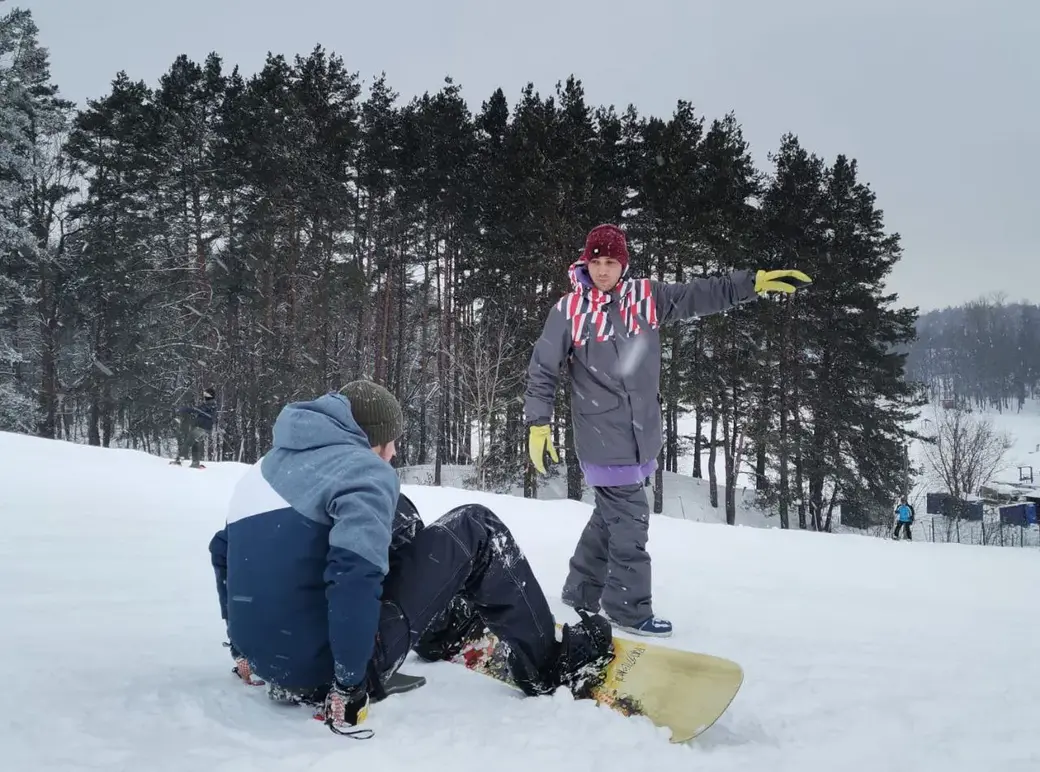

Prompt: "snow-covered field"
[908,398,1040,493]
[2,431,1038,772]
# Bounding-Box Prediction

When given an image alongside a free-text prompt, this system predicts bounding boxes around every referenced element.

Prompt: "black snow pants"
[893,521,913,540]
[371,503,558,694]
[561,483,652,627]
[175,416,205,466]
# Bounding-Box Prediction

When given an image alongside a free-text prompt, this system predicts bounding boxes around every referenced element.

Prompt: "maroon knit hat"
[580,224,629,269]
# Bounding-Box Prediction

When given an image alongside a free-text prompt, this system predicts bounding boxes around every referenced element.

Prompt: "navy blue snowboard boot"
[613,615,673,638]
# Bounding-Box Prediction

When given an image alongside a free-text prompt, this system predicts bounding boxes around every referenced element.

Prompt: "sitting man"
[209,380,613,736]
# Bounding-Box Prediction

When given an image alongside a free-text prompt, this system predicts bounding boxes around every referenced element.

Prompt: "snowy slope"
[2,432,1038,772]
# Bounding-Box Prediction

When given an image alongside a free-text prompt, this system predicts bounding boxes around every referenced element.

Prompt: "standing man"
[524,223,811,637]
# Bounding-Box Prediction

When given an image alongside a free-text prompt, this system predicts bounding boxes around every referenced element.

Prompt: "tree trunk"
[796,449,806,529]
[565,414,582,500]
[753,360,770,490]
[777,304,791,528]
[418,260,429,464]
[778,392,790,529]
[434,247,445,487]
[393,236,407,400]
[708,397,719,509]
[666,400,678,473]
[667,325,681,473]
[808,411,828,531]
[375,266,392,385]
[721,390,738,525]
[691,329,704,478]
[755,444,767,490]
[654,447,664,513]
[824,486,838,533]
[37,269,59,438]
[693,408,703,478]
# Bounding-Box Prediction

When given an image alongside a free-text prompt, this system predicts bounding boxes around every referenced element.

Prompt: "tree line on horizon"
[907,298,1040,413]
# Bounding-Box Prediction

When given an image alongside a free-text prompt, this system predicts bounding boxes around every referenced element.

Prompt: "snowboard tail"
[449,623,743,743]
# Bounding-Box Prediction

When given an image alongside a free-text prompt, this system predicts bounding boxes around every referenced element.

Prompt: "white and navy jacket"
[209,393,399,691]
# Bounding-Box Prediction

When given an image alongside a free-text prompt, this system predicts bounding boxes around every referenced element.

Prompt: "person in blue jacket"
[209,380,613,736]
[893,497,915,540]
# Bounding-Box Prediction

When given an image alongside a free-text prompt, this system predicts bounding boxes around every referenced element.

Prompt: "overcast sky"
[17,0,1038,313]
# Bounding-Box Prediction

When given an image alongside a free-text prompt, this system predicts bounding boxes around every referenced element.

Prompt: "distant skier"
[893,497,915,540]
[208,380,613,736]
[524,223,811,637]
[172,387,217,468]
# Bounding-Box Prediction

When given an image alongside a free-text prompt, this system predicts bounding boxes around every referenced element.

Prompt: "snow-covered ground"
[2,431,1039,772]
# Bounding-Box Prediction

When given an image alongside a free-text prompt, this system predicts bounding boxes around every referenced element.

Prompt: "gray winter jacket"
[524,262,758,466]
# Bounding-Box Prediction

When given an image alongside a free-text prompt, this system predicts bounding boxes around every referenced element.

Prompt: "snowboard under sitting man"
[525,224,811,637]
[209,380,613,735]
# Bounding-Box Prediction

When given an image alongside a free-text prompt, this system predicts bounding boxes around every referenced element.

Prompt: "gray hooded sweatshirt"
[524,260,758,484]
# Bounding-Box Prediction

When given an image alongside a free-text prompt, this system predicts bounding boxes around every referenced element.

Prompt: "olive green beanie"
[339,380,404,447]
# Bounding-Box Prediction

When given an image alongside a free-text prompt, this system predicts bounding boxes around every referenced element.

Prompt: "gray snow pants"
[561,483,652,627]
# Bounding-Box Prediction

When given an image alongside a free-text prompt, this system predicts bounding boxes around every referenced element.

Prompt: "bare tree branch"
[921,404,1014,501]
[445,310,525,490]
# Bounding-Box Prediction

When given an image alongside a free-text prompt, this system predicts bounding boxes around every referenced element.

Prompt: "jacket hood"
[567,260,594,293]
[269,393,370,453]
[567,258,629,295]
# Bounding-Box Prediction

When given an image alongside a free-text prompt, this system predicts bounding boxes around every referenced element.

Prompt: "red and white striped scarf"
[555,261,659,347]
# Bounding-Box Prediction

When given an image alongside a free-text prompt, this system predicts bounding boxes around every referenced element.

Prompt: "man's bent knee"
[431,504,504,533]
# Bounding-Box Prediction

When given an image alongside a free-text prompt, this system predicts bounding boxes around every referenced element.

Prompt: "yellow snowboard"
[449,623,743,743]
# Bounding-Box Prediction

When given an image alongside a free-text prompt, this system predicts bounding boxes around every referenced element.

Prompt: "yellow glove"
[528,424,559,474]
[755,269,812,294]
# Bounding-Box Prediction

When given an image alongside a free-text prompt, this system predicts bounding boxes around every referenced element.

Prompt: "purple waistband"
[580,459,657,487]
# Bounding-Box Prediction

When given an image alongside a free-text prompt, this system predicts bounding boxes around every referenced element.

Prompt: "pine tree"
[64,73,165,446]
[694,114,764,525]
[467,87,527,489]
[152,54,225,394]
[401,78,479,482]
[800,152,922,529]
[625,102,705,508]
[0,7,74,432]
[760,134,829,528]
[208,64,262,459]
